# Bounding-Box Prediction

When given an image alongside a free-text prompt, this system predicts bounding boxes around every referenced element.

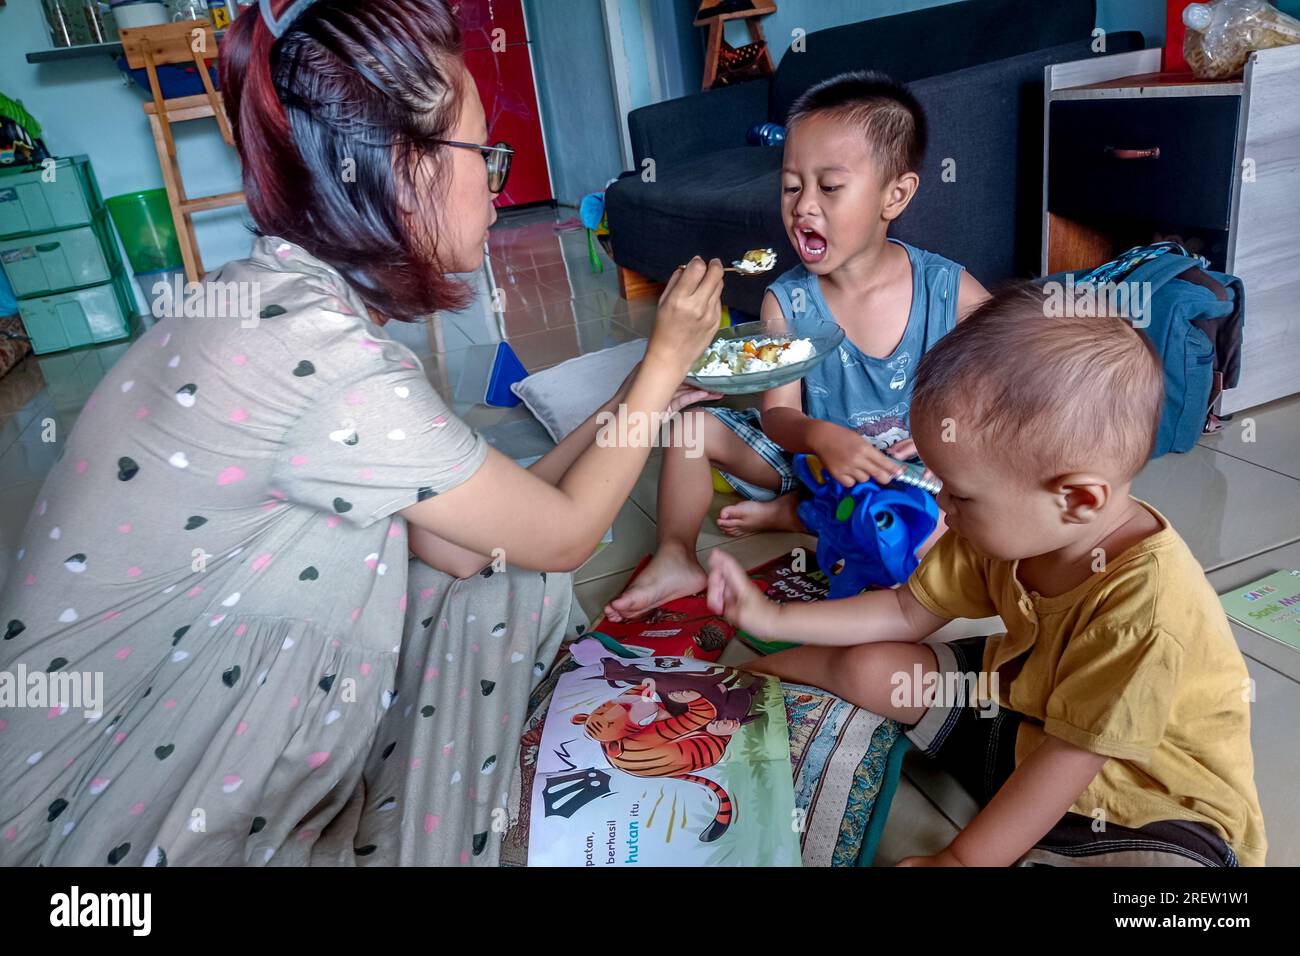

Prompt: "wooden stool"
[695,0,777,91]
[120,20,246,284]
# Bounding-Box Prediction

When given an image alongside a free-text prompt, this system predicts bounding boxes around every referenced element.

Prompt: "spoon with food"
[677,247,777,275]
[729,247,777,274]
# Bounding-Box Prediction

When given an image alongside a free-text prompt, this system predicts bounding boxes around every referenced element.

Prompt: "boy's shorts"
[906,635,1239,867]
[706,407,797,502]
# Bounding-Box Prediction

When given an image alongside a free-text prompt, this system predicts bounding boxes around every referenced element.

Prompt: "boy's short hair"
[786,70,927,182]
[911,283,1165,482]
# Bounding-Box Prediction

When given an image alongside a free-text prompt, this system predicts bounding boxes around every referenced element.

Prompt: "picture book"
[1219,570,1300,652]
[587,548,834,659]
[526,638,801,866]
[588,556,734,661]
[739,549,836,654]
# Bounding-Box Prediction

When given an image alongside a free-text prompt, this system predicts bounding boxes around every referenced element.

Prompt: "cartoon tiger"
[571,694,736,842]
[592,658,762,725]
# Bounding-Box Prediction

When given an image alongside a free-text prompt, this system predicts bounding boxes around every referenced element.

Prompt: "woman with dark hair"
[0,0,723,865]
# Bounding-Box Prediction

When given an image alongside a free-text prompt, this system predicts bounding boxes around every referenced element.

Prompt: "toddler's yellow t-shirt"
[908,500,1267,866]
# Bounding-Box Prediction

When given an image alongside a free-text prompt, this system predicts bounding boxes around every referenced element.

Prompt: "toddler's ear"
[1054,474,1110,524]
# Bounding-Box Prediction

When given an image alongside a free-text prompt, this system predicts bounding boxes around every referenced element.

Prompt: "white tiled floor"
[1,204,1297,865]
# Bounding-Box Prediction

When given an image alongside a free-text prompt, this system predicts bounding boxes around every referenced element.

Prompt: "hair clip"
[259,0,319,39]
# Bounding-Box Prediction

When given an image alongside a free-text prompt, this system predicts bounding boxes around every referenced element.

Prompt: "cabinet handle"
[1104,146,1161,161]
[35,242,61,252]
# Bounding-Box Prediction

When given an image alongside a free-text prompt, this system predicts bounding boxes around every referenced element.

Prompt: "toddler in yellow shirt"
[707,284,1267,866]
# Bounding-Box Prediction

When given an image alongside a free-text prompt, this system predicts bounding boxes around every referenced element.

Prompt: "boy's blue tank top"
[766,239,964,451]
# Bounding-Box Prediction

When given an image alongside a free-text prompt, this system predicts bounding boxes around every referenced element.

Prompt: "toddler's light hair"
[911,283,1165,482]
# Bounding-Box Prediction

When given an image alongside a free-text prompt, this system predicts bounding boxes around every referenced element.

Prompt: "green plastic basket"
[105,189,182,274]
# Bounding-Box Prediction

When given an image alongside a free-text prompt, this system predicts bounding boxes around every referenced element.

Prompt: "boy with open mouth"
[606,71,988,623]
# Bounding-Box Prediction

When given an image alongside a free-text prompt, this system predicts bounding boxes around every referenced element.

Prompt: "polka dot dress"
[0,237,582,865]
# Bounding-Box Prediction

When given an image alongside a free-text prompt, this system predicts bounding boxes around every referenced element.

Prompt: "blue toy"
[793,453,939,600]
[578,192,606,274]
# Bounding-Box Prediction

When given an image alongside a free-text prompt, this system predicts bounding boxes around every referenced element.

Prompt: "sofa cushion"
[510,339,648,442]
[608,146,796,317]
[768,0,1098,122]
[628,78,772,170]
[622,145,784,223]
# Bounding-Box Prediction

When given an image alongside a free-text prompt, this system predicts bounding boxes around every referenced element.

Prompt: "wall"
[724,0,958,55]
[1097,0,1167,45]
[523,0,626,204]
[524,0,705,197]
[718,0,1300,74]
[654,0,705,102]
[0,1,252,313]
[721,0,1173,60]
[613,0,703,109]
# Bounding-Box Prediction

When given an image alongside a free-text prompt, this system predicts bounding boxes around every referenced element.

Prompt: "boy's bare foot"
[603,543,708,622]
[716,492,804,537]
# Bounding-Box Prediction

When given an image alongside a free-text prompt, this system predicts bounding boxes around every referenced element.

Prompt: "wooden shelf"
[1043,46,1300,416]
[26,30,225,64]
[694,0,776,27]
[1055,69,1243,99]
[27,40,125,63]
[1078,69,1237,90]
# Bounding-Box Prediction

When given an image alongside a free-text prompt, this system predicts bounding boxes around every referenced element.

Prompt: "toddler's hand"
[812,422,905,487]
[706,549,777,636]
[883,438,934,480]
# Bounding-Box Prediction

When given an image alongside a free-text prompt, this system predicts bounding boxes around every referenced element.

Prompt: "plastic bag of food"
[1183,0,1300,80]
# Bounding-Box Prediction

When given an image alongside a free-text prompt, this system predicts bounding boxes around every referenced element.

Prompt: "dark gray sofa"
[605,0,1145,316]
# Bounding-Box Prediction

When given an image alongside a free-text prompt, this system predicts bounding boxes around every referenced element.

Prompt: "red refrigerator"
[455,0,554,208]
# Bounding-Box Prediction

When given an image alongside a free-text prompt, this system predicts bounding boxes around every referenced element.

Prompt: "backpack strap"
[1179,267,1229,302]
[1079,241,1192,285]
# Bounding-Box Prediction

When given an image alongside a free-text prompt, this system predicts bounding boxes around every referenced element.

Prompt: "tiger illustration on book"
[570,664,761,842]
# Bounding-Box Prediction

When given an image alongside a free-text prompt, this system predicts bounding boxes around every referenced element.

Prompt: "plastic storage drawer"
[18,281,133,354]
[0,223,113,297]
[0,159,97,239]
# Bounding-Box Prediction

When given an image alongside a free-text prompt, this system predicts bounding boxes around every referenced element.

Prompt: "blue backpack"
[1042,243,1245,458]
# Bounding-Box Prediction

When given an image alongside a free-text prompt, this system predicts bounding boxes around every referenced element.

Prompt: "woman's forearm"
[408,374,639,577]
[403,257,725,571]
[545,359,682,549]
[403,358,685,572]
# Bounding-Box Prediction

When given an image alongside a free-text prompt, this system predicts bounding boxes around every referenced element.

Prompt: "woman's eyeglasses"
[432,140,514,194]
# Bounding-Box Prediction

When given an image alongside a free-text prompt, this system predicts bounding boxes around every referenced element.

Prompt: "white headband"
[258,0,318,39]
